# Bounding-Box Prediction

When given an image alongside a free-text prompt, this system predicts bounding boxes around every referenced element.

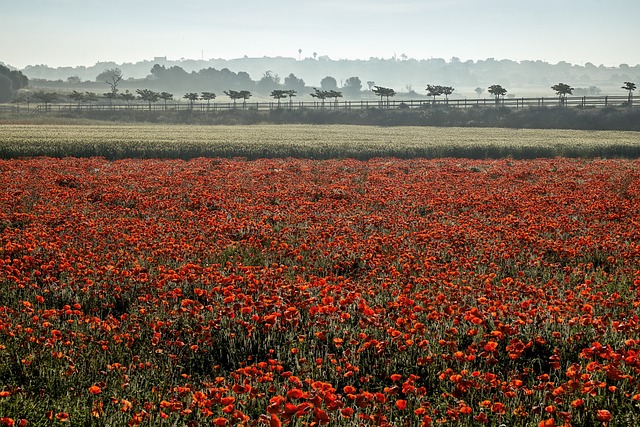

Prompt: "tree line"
[0,65,29,102]
[7,65,638,110]
[20,56,640,96]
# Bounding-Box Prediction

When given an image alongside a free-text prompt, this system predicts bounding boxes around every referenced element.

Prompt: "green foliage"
[100,67,123,95]
[136,89,160,110]
[327,90,343,106]
[342,76,362,97]
[372,86,396,106]
[488,84,507,102]
[309,88,342,108]
[257,70,280,94]
[200,91,215,104]
[426,84,444,100]
[270,89,289,107]
[0,73,13,102]
[310,88,329,107]
[320,76,338,91]
[83,92,98,104]
[120,90,135,104]
[284,73,306,92]
[159,92,174,110]
[33,91,58,105]
[622,82,636,105]
[159,92,174,102]
[223,89,252,108]
[551,83,574,105]
[0,64,29,98]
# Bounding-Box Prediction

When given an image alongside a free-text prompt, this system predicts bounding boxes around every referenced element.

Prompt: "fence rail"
[6,95,636,114]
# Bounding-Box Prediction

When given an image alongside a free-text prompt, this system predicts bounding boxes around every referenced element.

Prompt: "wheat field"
[1,123,639,159]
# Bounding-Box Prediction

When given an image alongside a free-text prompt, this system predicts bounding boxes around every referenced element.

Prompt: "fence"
[8,95,637,114]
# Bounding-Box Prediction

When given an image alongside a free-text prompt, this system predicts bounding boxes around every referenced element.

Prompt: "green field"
[1,123,640,159]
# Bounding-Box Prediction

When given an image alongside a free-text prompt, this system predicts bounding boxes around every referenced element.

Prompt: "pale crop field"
[1,123,639,159]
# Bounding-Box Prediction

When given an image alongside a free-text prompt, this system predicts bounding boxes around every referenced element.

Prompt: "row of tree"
[11,75,638,110]
[374,82,637,106]
[545,82,637,105]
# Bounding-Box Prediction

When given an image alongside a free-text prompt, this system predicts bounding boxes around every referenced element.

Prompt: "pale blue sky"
[2,0,639,68]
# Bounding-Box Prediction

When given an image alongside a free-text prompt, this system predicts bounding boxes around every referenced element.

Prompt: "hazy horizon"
[3,0,639,70]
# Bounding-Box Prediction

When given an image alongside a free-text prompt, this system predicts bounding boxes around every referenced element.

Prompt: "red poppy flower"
[55,413,69,422]
[596,410,612,422]
[269,414,282,427]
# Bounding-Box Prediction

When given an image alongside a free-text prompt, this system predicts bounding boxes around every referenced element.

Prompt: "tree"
[84,92,98,107]
[270,90,289,108]
[101,68,123,98]
[284,73,306,93]
[310,88,329,108]
[224,90,252,109]
[96,68,121,87]
[588,86,601,95]
[342,77,362,97]
[33,91,58,111]
[149,65,188,86]
[320,76,338,91]
[574,86,601,96]
[372,86,396,107]
[488,84,507,105]
[103,91,117,108]
[327,90,343,108]
[200,92,216,109]
[474,87,484,98]
[137,89,160,110]
[235,72,253,89]
[442,86,454,103]
[23,90,32,111]
[257,71,280,93]
[367,81,375,91]
[0,65,28,101]
[120,90,135,106]
[0,74,13,103]
[183,92,200,109]
[425,84,454,103]
[286,90,297,108]
[622,81,636,106]
[10,91,28,112]
[66,91,79,107]
[238,90,252,109]
[224,90,241,108]
[426,84,444,103]
[150,64,166,79]
[551,83,573,106]
[159,92,174,110]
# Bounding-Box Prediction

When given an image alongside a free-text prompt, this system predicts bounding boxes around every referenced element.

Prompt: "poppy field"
[1,155,640,426]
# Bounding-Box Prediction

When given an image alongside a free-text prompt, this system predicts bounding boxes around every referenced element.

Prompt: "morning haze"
[3,0,639,68]
[2,0,639,98]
